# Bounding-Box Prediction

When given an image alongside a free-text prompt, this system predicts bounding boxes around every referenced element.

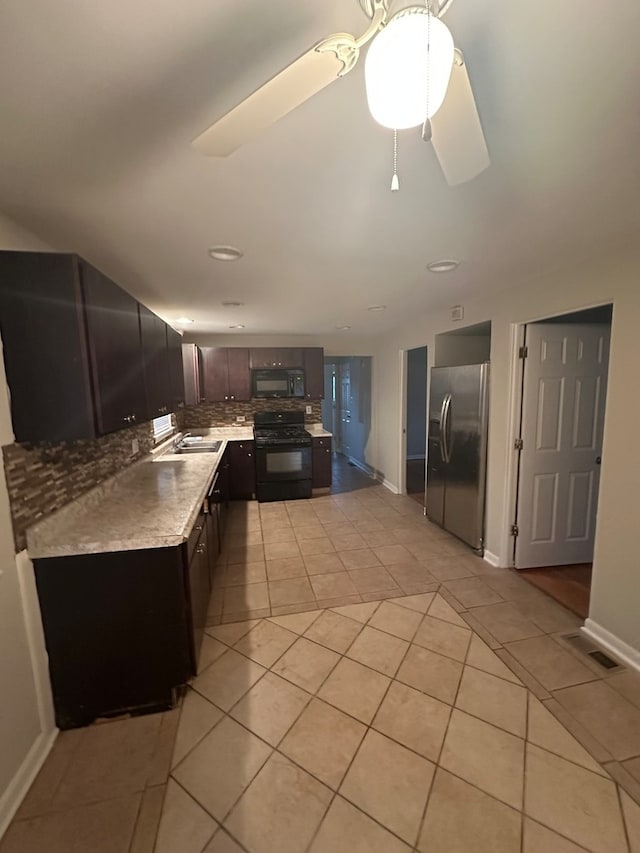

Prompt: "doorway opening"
[405,346,428,505]
[322,356,372,474]
[512,304,613,618]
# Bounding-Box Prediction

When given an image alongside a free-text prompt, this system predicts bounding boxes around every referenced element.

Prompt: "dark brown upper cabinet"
[249,348,303,369]
[167,327,186,411]
[303,347,325,399]
[0,250,182,443]
[201,347,250,402]
[182,343,202,407]
[139,304,172,419]
[80,261,147,434]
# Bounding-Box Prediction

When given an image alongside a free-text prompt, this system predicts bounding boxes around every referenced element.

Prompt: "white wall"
[368,247,640,660]
[183,332,376,359]
[0,214,56,836]
[434,334,491,367]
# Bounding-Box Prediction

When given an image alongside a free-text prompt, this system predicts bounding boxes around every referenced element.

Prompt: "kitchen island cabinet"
[33,502,216,729]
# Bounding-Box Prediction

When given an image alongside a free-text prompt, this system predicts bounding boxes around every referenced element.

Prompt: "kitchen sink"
[174,439,222,454]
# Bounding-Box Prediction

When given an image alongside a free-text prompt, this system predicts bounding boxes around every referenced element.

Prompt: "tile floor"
[3,463,640,853]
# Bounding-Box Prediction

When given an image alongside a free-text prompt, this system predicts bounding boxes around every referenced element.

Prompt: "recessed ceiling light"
[175,316,194,325]
[221,300,244,307]
[336,325,351,331]
[427,259,460,273]
[367,305,387,312]
[208,246,243,261]
[228,324,245,329]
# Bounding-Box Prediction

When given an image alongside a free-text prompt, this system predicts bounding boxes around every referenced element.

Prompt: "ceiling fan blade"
[430,52,490,185]
[192,46,346,157]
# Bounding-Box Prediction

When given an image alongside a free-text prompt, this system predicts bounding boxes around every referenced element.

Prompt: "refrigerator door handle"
[442,393,452,463]
[439,395,449,462]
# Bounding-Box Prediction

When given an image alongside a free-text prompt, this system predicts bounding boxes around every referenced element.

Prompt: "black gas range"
[253,411,312,502]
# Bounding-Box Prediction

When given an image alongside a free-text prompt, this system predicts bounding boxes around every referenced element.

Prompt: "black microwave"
[252,369,305,398]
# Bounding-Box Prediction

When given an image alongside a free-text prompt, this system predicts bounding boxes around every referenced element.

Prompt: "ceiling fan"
[192,0,489,186]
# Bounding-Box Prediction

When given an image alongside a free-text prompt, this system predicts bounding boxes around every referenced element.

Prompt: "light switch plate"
[236,415,246,423]
[131,438,139,456]
[305,405,312,415]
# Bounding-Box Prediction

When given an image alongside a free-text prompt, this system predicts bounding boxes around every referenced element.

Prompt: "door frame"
[503,302,613,570]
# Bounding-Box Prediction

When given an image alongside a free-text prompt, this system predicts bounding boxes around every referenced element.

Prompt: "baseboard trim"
[381,478,400,494]
[0,727,57,839]
[483,550,503,568]
[582,619,640,675]
[347,457,375,478]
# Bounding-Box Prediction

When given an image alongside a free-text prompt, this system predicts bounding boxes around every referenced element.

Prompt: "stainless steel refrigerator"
[426,363,490,553]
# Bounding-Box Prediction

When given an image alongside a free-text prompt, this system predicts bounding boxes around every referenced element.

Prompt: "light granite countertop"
[306,424,333,438]
[26,424,330,560]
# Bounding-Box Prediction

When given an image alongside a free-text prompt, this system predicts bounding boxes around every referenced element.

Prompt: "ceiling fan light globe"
[365,10,454,130]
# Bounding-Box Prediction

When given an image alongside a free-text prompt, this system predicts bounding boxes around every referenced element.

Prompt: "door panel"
[515,323,610,568]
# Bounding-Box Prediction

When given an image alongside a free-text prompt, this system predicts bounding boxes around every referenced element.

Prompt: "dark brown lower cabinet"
[228,440,256,499]
[33,509,214,729]
[312,436,332,488]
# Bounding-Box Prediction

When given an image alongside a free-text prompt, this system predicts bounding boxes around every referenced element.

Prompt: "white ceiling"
[1,0,639,336]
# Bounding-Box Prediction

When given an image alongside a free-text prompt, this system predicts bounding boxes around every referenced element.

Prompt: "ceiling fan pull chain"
[391,128,400,191]
[421,0,433,143]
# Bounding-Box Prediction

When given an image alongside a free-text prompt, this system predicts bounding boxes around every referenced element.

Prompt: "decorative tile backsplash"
[3,399,322,552]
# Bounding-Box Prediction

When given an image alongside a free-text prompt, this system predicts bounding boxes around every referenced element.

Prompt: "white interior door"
[515,323,610,569]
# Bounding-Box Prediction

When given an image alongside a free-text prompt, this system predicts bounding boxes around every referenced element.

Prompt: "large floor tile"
[373,681,450,761]
[413,615,471,663]
[347,566,399,594]
[553,679,640,760]
[299,537,336,556]
[522,818,590,853]
[621,790,640,853]
[392,592,436,613]
[202,829,246,852]
[367,599,423,641]
[340,729,435,845]
[225,560,267,586]
[280,698,366,789]
[524,743,628,853]
[206,619,258,646]
[527,694,607,775]
[418,768,521,853]
[268,610,321,634]
[172,689,224,768]
[303,553,346,575]
[505,636,598,691]
[309,796,411,853]
[309,571,358,599]
[440,710,525,809]
[371,544,415,565]
[265,556,306,580]
[427,593,468,626]
[223,582,270,614]
[51,715,162,807]
[455,666,527,736]
[318,657,390,723]
[469,601,544,643]
[386,561,437,593]
[443,577,504,607]
[191,649,266,711]
[233,619,297,666]
[154,779,216,853]
[337,548,382,570]
[303,609,362,653]
[172,716,271,821]
[330,601,381,622]
[396,643,463,705]
[224,753,332,853]
[15,729,83,819]
[346,625,409,677]
[466,633,522,684]
[229,671,310,745]
[271,636,340,693]
[0,794,141,853]
[267,576,315,608]
[264,540,302,561]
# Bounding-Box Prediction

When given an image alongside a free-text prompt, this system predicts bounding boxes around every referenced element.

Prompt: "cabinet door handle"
[248,453,252,457]
[131,414,136,422]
